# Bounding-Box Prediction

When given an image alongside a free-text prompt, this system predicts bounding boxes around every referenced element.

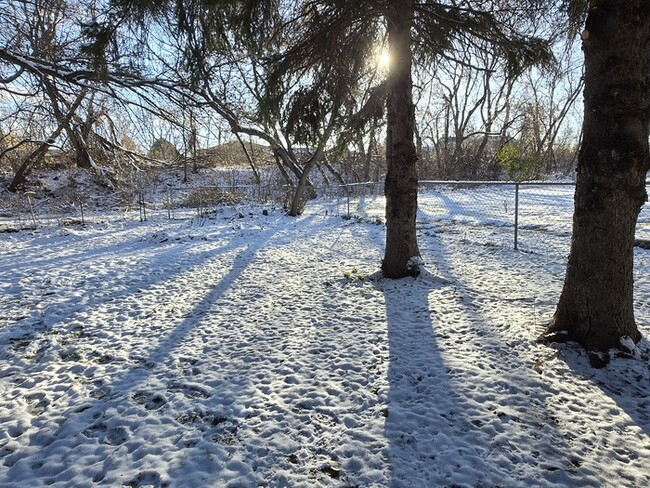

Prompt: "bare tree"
[8,88,88,191]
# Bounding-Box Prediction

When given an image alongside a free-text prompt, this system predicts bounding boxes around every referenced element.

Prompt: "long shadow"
[1,213,321,346]
[0,227,252,352]
[104,223,281,391]
[382,276,497,486]
[428,215,650,443]
[554,341,650,438]
[0,224,155,274]
[423,229,644,482]
[0,219,285,483]
[423,187,512,227]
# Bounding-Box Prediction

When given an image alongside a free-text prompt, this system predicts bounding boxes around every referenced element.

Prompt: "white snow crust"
[1,190,649,487]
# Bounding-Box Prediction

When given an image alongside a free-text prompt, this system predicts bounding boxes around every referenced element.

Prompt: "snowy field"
[0,188,649,487]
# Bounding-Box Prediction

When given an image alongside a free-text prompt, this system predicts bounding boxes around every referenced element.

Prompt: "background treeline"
[1,0,582,195]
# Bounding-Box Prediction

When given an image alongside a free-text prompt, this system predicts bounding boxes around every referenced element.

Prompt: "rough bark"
[289,155,319,216]
[289,130,333,216]
[273,143,317,199]
[286,112,338,216]
[542,0,650,361]
[382,0,421,278]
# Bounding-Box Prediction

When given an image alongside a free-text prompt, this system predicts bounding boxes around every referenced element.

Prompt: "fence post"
[25,191,37,228]
[346,184,351,218]
[139,192,147,222]
[514,182,519,250]
[79,199,85,225]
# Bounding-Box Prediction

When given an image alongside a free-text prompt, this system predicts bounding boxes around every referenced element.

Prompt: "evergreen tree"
[108,0,551,277]
[541,0,650,365]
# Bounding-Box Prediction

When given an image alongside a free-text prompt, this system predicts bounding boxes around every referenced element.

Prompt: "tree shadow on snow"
[381,275,495,487]
[0,225,259,355]
[424,187,512,228]
[553,341,650,438]
[0,219,289,484]
[91,218,295,398]
[392,229,591,485]
[425,230,650,485]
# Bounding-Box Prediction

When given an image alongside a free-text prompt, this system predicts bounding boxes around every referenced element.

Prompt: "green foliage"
[496,144,541,181]
[343,267,365,281]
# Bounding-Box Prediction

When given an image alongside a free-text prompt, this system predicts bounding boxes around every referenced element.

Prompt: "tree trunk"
[273,151,294,186]
[542,0,650,362]
[43,79,93,169]
[274,143,317,198]
[323,157,347,188]
[235,133,261,184]
[8,88,87,192]
[382,0,421,278]
[289,143,328,217]
[289,158,317,216]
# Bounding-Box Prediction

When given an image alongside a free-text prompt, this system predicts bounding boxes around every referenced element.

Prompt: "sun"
[377,49,391,71]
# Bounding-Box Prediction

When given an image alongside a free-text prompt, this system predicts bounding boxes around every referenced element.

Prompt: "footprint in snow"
[176,410,229,428]
[6,425,24,438]
[131,391,168,410]
[175,357,200,376]
[59,349,82,362]
[91,352,114,364]
[83,421,130,446]
[167,381,210,399]
[105,426,130,445]
[125,470,168,488]
[89,385,111,401]
[82,421,106,437]
[175,410,238,444]
[211,420,239,446]
[9,334,49,363]
[8,334,34,353]
[25,392,49,416]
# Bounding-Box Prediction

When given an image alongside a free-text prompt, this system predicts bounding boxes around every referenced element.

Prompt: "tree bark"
[323,157,347,188]
[272,143,317,198]
[273,151,293,186]
[288,119,336,216]
[542,0,650,361]
[289,154,319,216]
[382,0,421,278]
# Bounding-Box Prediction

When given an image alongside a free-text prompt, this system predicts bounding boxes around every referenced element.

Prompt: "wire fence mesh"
[2,180,649,261]
[2,178,647,306]
[336,180,650,277]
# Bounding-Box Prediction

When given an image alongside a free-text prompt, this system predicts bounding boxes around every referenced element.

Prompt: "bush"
[496,144,541,181]
[181,187,245,209]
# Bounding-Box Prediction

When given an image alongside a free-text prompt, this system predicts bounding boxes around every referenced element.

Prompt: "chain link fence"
[0,182,283,229]
[2,179,649,257]
[334,180,650,277]
[336,180,649,247]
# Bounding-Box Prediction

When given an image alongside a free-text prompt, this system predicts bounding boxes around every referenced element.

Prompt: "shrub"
[496,144,541,181]
[181,187,245,209]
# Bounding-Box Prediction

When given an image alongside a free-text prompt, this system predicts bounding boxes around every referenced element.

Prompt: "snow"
[1,187,649,487]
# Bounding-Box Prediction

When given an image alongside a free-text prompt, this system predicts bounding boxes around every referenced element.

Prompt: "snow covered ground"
[0,189,649,487]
